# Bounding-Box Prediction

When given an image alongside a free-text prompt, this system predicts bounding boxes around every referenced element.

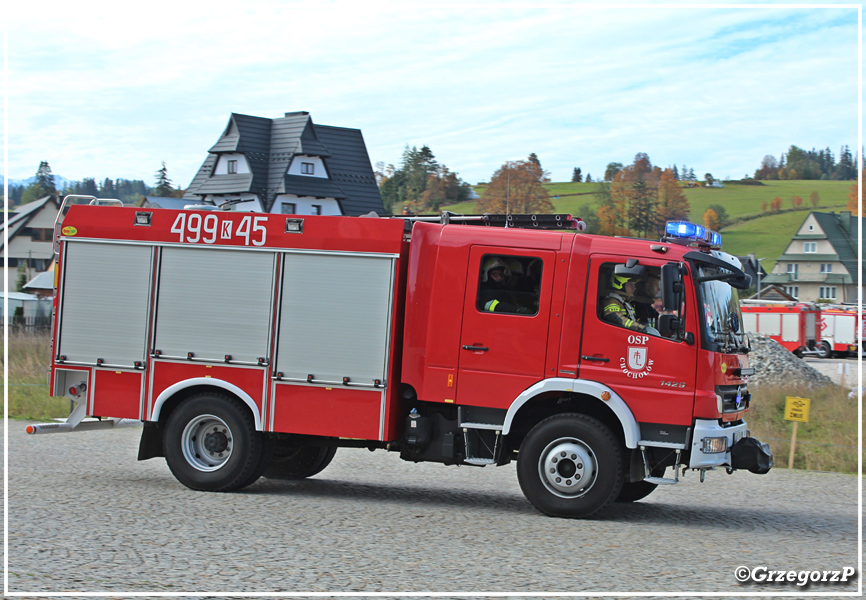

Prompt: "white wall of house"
[270,194,341,216]
[213,154,251,175]
[287,156,327,178]
[2,202,58,293]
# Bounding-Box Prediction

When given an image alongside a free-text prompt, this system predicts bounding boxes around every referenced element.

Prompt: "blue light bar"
[665,221,722,249]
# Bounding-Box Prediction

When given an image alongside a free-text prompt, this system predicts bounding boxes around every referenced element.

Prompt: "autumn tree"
[604,162,623,182]
[810,191,820,208]
[477,160,554,214]
[791,195,803,208]
[378,145,470,213]
[705,204,729,227]
[703,208,720,231]
[848,177,861,215]
[770,196,782,211]
[655,169,691,226]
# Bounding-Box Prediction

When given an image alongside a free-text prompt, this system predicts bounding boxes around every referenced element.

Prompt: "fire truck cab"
[36,198,773,518]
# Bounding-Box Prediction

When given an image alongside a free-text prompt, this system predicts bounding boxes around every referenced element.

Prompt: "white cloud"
[4,3,859,187]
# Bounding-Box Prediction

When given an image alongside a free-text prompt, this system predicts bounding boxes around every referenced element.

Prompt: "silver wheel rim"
[538,437,598,498]
[181,414,233,472]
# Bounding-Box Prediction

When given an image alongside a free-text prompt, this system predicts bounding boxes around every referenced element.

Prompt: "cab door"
[456,246,555,408]
[578,255,697,426]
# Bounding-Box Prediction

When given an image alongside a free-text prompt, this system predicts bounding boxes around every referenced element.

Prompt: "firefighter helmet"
[481,257,511,282]
[610,263,644,291]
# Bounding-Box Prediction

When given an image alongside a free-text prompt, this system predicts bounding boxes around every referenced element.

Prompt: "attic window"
[228,160,238,174]
[301,162,315,175]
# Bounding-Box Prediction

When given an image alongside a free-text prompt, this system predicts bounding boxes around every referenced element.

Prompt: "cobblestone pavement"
[6,420,860,597]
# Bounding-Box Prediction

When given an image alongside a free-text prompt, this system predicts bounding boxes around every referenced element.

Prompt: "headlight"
[702,437,728,454]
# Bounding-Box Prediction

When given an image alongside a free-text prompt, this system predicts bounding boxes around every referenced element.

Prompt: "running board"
[644,476,679,485]
[26,418,141,435]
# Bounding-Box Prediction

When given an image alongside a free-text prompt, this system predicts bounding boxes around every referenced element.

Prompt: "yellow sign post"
[784,396,811,469]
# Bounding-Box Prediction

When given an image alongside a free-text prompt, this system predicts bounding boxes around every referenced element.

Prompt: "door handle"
[581,355,609,363]
[462,345,489,352]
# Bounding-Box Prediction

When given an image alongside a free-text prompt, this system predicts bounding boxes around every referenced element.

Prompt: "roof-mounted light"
[664,221,722,249]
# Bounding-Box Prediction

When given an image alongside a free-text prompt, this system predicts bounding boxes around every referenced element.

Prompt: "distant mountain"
[2,174,74,189]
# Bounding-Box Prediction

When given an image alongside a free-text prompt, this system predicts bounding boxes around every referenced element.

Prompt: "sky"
[3,2,861,189]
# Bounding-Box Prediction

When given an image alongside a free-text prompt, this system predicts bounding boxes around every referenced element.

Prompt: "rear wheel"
[262,440,337,480]
[516,414,623,518]
[164,392,265,492]
[816,341,832,359]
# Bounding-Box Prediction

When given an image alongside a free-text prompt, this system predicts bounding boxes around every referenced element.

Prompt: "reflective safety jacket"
[601,293,647,332]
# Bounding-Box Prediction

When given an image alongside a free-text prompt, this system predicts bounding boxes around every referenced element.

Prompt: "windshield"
[696,264,748,353]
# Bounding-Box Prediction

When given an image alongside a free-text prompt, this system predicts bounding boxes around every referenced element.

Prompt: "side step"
[26,418,141,435]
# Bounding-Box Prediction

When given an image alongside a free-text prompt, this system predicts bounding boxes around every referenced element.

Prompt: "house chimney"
[840,211,851,234]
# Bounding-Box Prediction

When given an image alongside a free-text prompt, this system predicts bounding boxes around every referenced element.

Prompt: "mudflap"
[730,436,773,474]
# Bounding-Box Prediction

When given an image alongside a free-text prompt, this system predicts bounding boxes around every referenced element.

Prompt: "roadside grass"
[745,383,860,474]
[3,333,70,421]
[3,333,861,474]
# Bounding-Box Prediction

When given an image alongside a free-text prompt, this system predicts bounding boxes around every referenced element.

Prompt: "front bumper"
[689,418,750,469]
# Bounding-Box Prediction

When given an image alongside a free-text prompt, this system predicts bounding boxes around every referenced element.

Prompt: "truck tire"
[164,392,265,492]
[516,413,623,518]
[816,341,832,359]
[262,442,337,480]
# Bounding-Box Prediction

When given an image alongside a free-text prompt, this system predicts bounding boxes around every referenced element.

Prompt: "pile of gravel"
[746,333,835,388]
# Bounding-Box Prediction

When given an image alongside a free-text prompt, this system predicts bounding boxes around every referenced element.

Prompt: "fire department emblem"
[620,345,654,379]
[628,347,647,370]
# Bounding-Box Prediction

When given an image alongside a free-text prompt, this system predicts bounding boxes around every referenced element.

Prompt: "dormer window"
[301,162,315,175]
[228,160,238,174]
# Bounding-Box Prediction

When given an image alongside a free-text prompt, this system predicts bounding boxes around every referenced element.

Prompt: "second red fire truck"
[31,198,773,518]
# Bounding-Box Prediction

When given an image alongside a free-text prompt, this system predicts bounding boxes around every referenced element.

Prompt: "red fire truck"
[818,306,863,358]
[30,197,772,518]
[740,301,821,357]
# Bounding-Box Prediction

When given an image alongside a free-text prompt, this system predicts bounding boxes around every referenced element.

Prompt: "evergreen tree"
[672,165,679,180]
[100,177,116,198]
[528,153,541,167]
[154,162,175,197]
[585,173,593,183]
[35,161,57,196]
[571,167,582,183]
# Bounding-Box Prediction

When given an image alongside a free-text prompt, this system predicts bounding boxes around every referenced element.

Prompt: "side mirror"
[658,314,680,337]
[660,263,682,311]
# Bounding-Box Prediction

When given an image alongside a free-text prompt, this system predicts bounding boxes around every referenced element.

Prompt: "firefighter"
[479,257,529,314]
[602,267,659,334]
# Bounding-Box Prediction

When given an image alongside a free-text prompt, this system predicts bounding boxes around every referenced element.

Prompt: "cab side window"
[598,262,666,333]
[477,255,542,315]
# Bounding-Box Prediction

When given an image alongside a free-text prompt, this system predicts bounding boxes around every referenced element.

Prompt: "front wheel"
[164,392,265,492]
[517,414,623,518]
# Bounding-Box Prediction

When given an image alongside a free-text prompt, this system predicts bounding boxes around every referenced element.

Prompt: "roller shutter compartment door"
[58,242,153,366]
[154,246,276,363]
[276,253,395,384]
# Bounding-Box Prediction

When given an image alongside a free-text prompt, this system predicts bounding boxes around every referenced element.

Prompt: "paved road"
[803,354,864,389]
[6,420,860,596]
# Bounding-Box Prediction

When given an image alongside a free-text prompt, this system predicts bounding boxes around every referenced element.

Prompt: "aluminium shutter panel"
[276,253,394,383]
[154,246,275,363]
[58,242,153,366]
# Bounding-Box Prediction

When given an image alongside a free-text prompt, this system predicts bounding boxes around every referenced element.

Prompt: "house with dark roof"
[183,111,383,216]
[0,196,59,293]
[763,211,863,303]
